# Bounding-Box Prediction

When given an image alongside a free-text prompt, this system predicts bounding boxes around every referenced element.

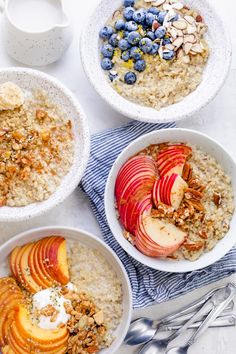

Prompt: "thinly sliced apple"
[135,213,186,257]
[153,174,187,210]
[159,144,192,156]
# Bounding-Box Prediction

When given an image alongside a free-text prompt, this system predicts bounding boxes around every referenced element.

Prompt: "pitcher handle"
[0,0,5,12]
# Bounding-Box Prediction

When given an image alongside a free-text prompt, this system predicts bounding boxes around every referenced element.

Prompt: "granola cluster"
[62,288,108,354]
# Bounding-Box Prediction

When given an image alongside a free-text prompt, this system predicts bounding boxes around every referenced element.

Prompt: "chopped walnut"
[213,192,222,207]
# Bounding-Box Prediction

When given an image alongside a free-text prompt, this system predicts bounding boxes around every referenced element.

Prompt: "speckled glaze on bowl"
[0,68,90,222]
[105,128,236,273]
[80,0,231,123]
[0,226,133,354]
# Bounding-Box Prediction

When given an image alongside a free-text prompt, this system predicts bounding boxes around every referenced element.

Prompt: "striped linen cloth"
[80,121,236,308]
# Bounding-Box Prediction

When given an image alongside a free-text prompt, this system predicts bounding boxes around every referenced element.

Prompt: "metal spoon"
[139,284,236,354]
[124,285,233,346]
[166,283,236,354]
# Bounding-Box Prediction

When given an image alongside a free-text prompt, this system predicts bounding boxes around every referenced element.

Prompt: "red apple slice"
[153,174,187,210]
[159,144,192,156]
[135,214,186,257]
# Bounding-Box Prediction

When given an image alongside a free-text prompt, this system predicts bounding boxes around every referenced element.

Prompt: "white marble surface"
[0,0,236,353]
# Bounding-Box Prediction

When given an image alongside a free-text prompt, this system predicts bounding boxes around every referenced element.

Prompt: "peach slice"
[36,237,57,285]
[14,306,68,344]
[18,244,42,293]
[46,237,69,285]
[28,241,52,289]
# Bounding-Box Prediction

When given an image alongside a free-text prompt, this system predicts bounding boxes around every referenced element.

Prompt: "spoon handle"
[187,283,236,346]
[161,314,236,331]
[157,284,228,327]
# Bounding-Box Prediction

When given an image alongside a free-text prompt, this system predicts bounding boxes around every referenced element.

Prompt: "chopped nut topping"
[213,192,222,207]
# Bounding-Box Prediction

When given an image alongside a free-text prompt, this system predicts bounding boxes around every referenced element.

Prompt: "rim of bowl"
[0,67,90,222]
[0,225,133,353]
[105,128,236,272]
[80,0,232,123]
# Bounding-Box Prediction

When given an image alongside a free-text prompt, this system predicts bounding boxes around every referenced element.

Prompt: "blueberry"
[155,26,166,39]
[124,71,137,85]
[134,59,146,72]
[157,11,167,24]
[109,33,119,47]
[101,58,113,70]
[130,46,142,60]
[109,71,118,82]
[163,37,172,45]
[127,31,141,45]
[125,20,138,31]
[118,38,130,51]
[146,13,155,27]
[124,6,135,21]
[146,31,155,40]
[115,19,126,31]
[123,30,130,38]
[101,43,114,58]
[150,42,160,55]
[163,50,175,60]
[148,7,160,16]
[139,37,153,53]
[133,8,146,23]
[124,0,135,7]
[121,50,130,61]
[99,26,114,40]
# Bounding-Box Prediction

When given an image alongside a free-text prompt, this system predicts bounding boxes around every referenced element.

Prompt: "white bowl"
[0,68,90,222]
[80,0,231,123]
[0,226,132,354]
[105,128,236,273]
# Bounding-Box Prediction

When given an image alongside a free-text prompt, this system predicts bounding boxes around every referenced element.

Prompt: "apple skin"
[157,144,192,177]
[135,214,186,257]
[153,173,188,210]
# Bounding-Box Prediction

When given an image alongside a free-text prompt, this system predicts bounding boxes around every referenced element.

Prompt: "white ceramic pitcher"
[0,0,73,66]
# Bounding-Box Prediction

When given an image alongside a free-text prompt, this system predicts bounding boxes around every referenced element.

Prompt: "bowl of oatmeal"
[0,226,132,353]
[81,0,231,123]
[105,128,236,272]
[0,68,90,222]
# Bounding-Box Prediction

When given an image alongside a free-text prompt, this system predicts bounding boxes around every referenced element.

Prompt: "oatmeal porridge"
[0,83,74,207]
[115,143,234,261]
[99,0,209,110]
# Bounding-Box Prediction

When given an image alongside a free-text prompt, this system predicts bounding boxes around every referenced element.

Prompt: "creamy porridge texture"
[99,0,209,110]
[115,143,234,261]
[0,86,74,207]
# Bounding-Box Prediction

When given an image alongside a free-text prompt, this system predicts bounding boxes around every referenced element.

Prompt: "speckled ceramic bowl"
[0,226,133,353]
[105,128,236,272]
[0,68,90,222]
[80,0,231,123]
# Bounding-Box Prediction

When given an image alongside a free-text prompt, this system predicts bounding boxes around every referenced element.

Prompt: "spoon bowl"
[124,318,157,346]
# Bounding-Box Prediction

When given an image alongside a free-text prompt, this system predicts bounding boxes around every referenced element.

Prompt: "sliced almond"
[172,37,183,48]
[177,48,184,58]
[167,9,177,21]
[165,43,175,50]
[152,0,166,6]
[182,55,190,63]
[163,3,172,10]
[158,46,163,59]
[183,34,195,44]
[186,24,197,34]
[184,15,195,24]
[172,2,184,10]
[173,20,187,30]
[176,29,184,37]
[183,42,192,54]
[191,43,203,53]
[169,27,178,38]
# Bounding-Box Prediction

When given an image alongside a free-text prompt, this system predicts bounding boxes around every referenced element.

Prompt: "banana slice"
[0,82,24,111]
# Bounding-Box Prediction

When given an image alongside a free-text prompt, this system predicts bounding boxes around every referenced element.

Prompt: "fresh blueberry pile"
[99,0,177,85]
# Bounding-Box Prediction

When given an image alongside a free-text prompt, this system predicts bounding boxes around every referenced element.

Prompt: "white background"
[0,0,236,353]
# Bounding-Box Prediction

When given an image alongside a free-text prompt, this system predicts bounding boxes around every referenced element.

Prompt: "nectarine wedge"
[28,241,51,288]
[46,237,69,285]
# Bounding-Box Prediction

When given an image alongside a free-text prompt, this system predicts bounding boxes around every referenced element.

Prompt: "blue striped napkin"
[80,121,236,308]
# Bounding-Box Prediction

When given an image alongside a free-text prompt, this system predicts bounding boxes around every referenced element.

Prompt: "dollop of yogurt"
[32,286,73,330]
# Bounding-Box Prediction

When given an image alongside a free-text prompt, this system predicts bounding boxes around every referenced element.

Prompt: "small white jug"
[0,0,73,66]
